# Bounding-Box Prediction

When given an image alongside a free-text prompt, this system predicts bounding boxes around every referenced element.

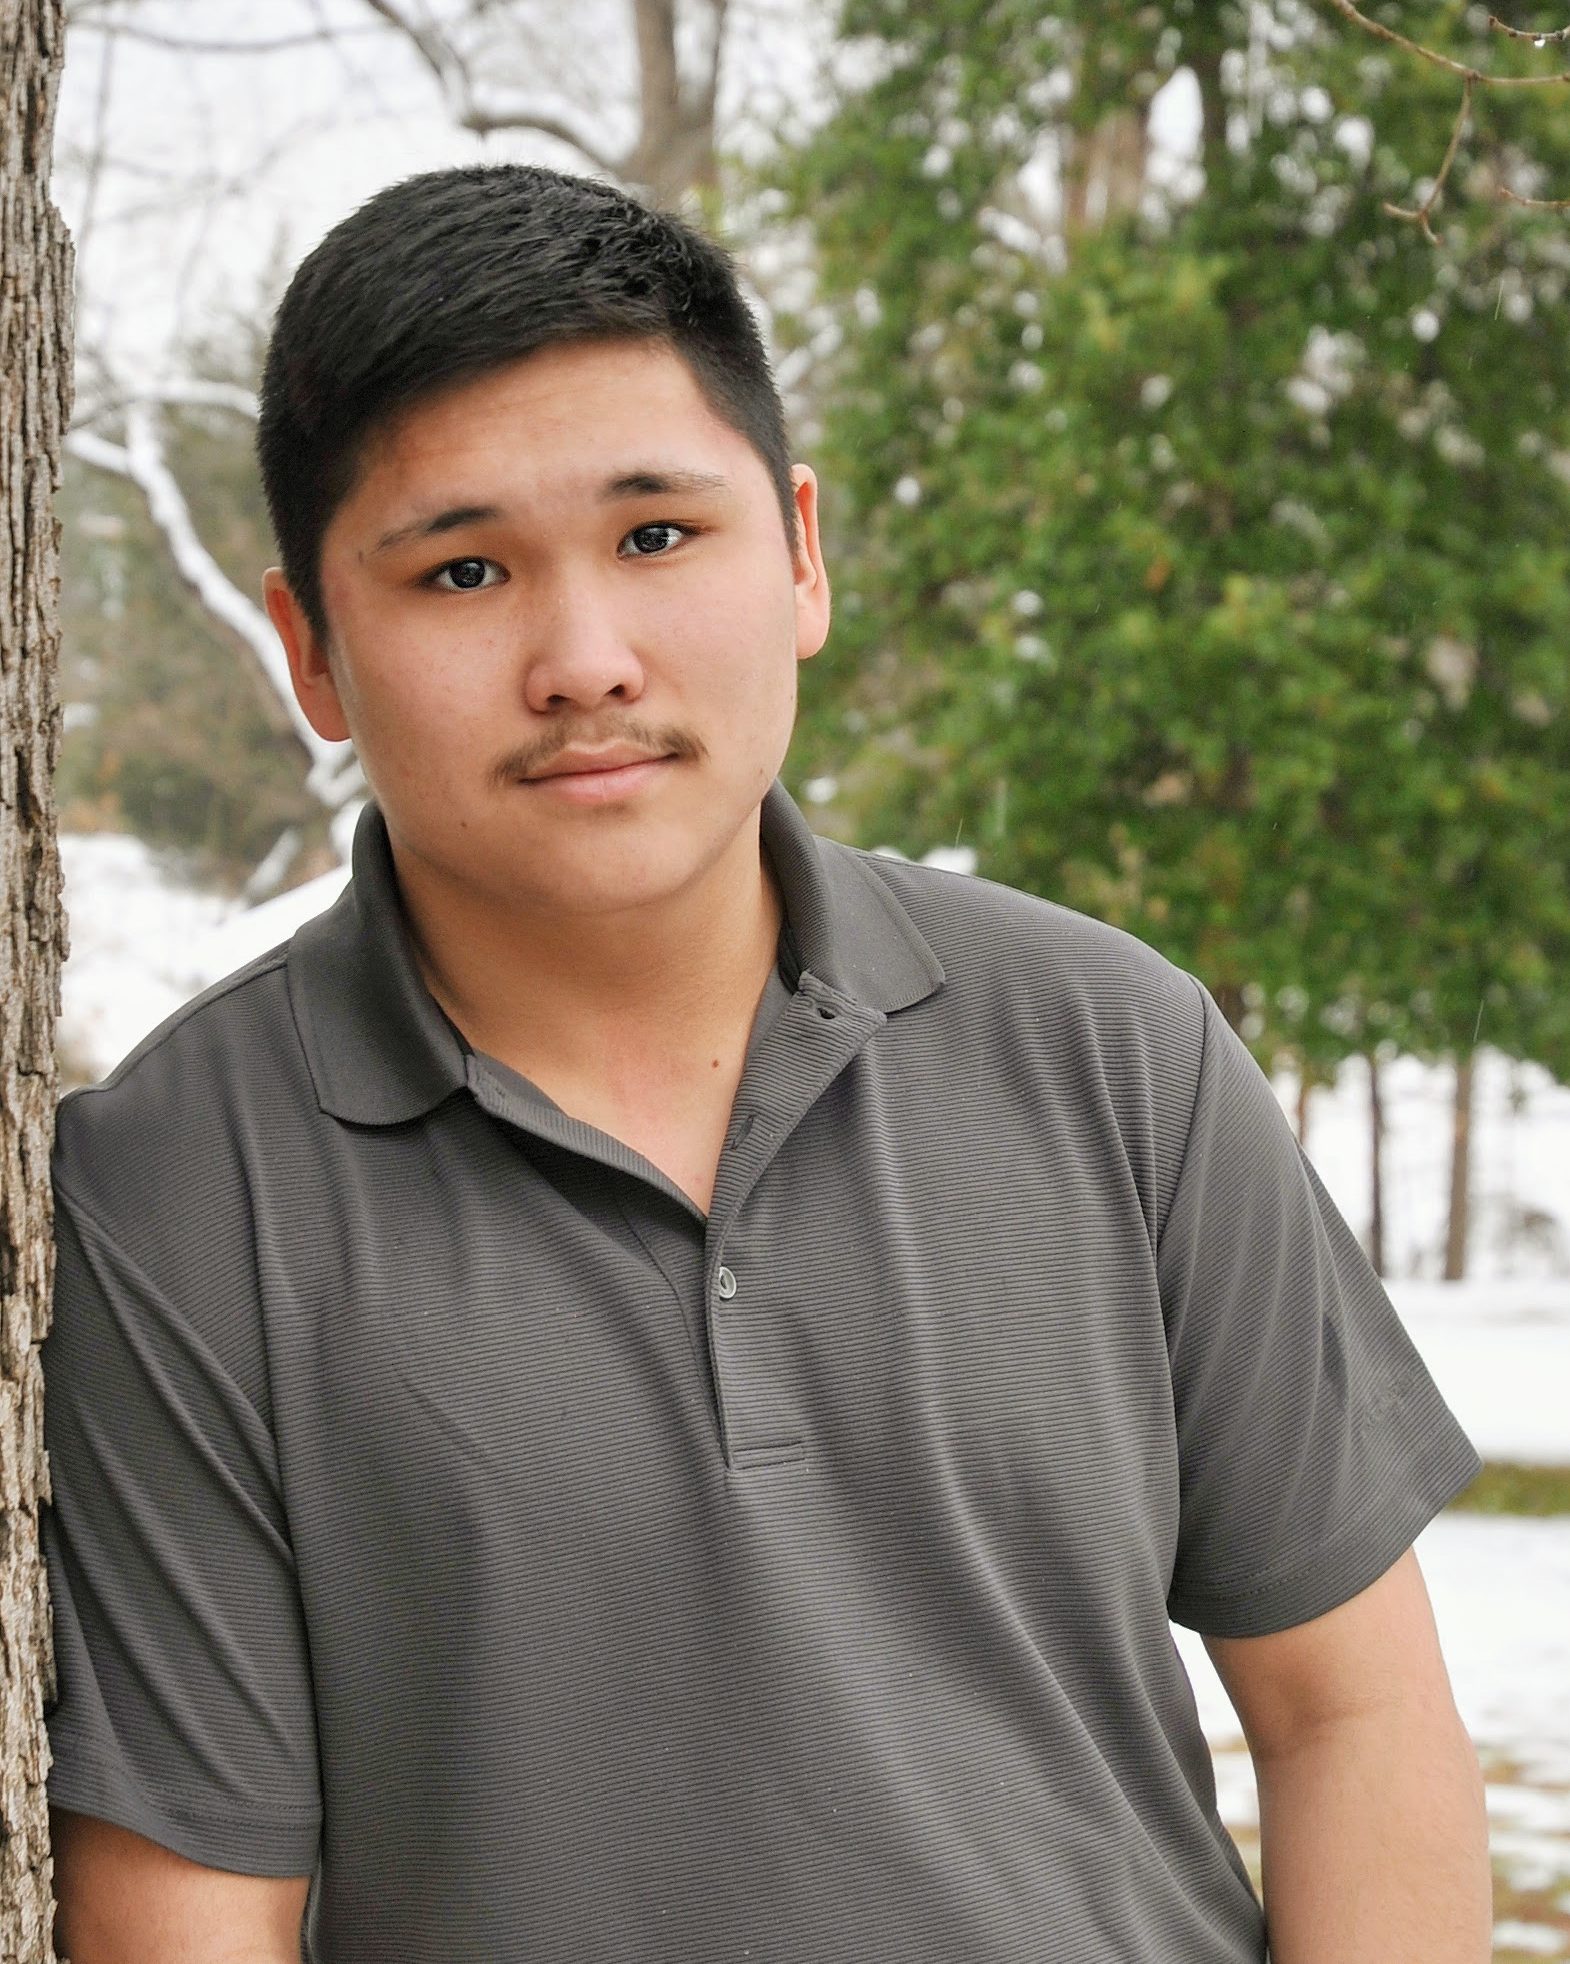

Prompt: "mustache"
[489,720,704,789]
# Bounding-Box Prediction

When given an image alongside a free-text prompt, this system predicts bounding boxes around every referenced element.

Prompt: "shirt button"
[716,1265,738,1301]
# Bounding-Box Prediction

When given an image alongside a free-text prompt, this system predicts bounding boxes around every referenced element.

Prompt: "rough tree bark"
[1,0,73,1955]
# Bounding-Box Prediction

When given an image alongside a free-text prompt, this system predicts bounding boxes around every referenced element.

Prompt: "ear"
[263,569,351,743]
[788,465,831,665]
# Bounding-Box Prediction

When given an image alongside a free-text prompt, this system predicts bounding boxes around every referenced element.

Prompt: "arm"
[42,1185,323,1920]
[1203,1547,1490,1964]
[51,1810,310,1964]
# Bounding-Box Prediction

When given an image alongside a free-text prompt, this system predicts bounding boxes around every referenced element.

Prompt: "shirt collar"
[287,779,944,1126]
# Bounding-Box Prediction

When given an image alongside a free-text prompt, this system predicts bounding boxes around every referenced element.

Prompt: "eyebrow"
[368,468,734,558]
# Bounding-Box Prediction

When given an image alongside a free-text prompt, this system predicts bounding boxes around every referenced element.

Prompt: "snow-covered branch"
[72,377,258,428]
[66,405,362,812]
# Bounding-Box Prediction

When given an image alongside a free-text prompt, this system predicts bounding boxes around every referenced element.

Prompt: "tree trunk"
[625,0,720,207]
[1060,108,1150,237]
[1366,1050,1386,1279]
[1443,1051,1474,1283]
[1294,1068,1311,1154]
[1185,19,1234,198]
[1212,979,1246,1034]
[1,0,73,1953]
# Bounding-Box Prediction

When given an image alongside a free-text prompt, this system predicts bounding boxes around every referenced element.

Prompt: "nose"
[520,575,647,715]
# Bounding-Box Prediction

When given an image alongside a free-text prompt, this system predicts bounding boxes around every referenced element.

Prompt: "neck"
[390,816,784,1091]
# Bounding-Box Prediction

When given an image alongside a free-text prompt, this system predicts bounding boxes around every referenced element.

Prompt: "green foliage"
[760,0,1570,1082]
[1449,1460,1570,1517]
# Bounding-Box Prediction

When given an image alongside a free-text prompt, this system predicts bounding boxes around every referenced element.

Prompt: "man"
[43,164,1489,1963]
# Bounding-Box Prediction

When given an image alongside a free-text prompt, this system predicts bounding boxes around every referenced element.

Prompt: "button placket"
[704,1250,800,1472]
[701,981,884,1467]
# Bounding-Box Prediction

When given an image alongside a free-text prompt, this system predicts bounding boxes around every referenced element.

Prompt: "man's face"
[265,337,830,922]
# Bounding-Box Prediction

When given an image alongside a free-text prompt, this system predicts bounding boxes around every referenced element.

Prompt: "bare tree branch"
[456,101,617,162]
[242,826,304,901]
[65,408,359,809]
[1383,75,1475,244]
[309,0,401,121]
[1488,14,1570,46]
[167,59,224,349]
[634,0,679,155]
[359,0,465,94]
[68,18,383,54]
[72,378,259,428]
[1319,0,1570,84]
[1319,0,1482,79]
[1499,184,1570,208]
[73,20,117,275]
[1318,0,1570,232]
[357,0,620,170]
[622,0,725,201]
[64,100,381,230]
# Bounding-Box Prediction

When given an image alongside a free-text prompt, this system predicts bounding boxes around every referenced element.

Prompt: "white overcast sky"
[51,0,842,372]
[52,0,1200,378]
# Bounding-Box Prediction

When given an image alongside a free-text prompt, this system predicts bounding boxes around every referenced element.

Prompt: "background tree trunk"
[1212,979,1246,1033]
[1443,1052,1474,1283]
[1366,1050,1386,1279]
[1,0,73,1954]
[1294,1067,1312,1155]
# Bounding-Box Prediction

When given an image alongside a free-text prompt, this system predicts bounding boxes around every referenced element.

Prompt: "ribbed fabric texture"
[41,784,1479,1962]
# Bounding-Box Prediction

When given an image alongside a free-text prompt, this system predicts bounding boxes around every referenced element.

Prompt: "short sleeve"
[1158,979,1480,1638]
[41,1183,322,1874]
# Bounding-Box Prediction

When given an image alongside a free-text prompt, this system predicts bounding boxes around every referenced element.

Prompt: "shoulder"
[831,840,1208,1073]
[52,943,307,1250]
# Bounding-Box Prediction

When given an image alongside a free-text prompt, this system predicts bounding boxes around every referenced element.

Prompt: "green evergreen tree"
[763,0,1570,1113]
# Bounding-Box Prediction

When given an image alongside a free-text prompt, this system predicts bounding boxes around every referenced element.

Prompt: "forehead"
[353,339,750,502]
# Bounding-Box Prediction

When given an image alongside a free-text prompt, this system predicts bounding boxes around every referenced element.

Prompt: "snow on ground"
[1394,1280,1570,1466]
[58,833,348,1078]
[57,834,234,1075]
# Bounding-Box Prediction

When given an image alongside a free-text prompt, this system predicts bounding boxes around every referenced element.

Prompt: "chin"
[500,843,701,917]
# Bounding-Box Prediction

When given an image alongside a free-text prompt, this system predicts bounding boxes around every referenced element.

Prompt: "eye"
[619,522,692,558]
[426,557,505,592]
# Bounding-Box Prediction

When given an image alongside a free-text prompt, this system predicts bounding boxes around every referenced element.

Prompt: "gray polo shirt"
[42,781,1478,1963]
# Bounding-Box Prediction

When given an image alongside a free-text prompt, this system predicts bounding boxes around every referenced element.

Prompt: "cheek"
[664,574,796,699]
[340,601,507,711]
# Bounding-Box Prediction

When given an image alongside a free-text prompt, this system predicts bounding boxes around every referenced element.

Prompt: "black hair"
[257,164,797,639]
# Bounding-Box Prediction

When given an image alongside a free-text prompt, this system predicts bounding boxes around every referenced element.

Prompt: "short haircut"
[257,163,798,640]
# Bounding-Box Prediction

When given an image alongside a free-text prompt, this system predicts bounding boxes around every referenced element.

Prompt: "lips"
[526,746,671,781]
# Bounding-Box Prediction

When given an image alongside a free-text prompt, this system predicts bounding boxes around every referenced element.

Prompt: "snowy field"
[1395,1279,1570,1469]
[57,828,1570,1951]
